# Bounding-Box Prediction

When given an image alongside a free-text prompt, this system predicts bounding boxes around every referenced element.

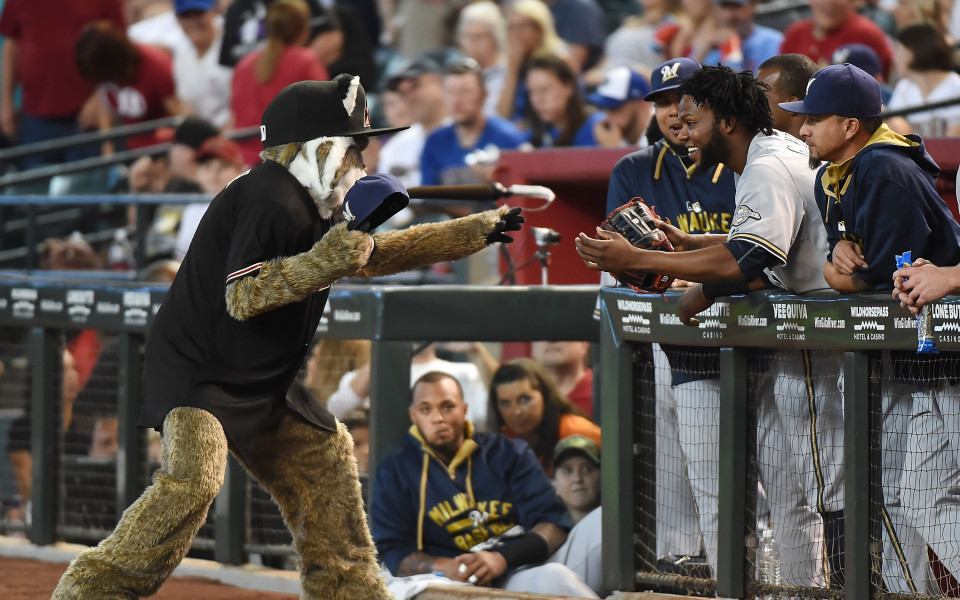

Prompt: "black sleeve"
[218,0,246,68]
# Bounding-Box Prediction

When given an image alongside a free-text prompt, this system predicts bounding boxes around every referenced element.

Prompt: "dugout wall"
[4,277,960,600]
[598,287,960,600]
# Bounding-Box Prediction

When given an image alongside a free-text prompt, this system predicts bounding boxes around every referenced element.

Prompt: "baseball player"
[782,63,960,594]
[579,65,842,588]
[605,57,737,570]
[51,76,523,600]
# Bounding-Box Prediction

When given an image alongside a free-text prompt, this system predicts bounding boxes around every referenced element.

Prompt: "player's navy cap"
[644,57,701,101]
[832,44,882,78]
[779,63,882,118]
[343,173,410,232]
[553,435,600,468]
[587,67,650,109]
[260,74,409,148]
[175,0,216,14]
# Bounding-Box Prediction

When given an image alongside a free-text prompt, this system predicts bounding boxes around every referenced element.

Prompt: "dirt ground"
[0,556,300,600]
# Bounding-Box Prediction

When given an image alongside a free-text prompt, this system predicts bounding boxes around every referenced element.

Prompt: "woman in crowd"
[523,54,604,147]
[488,358,601,475]
[230,0,329,165]
[75,20,184,150]
[887,23,960,138]
[497,0,570,123]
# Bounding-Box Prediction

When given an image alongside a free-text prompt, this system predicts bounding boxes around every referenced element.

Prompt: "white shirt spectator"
[887,71,960,138]
[377,123,426,189]
[175,202,209,260]
[172,35,233,128]
[483,57,508,117]
[128,9,190,51]
[327,357,489,429]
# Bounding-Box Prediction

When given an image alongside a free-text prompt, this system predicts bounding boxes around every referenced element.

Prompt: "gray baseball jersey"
[730,131,829,294]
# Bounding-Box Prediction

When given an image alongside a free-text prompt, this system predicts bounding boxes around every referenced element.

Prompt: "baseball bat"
[405,183,556,202]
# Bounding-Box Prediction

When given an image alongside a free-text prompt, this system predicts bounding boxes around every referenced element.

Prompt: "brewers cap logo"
[732,205,762,227]
[660,62,681,83]
[806,77,816,95]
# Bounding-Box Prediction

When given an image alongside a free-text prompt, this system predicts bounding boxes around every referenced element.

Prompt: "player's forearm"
[694,233,729,249]
[945,265,960,295]
[633,245,744,284]
[823,261,872,293]
[530,522,567,555]
[396,551,443,576]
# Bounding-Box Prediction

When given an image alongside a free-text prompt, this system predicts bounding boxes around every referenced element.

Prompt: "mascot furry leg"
[236,407,386,599]
[52,407,227,599]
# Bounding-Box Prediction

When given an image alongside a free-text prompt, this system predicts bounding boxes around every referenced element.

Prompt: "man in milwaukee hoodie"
[371,371,598,598]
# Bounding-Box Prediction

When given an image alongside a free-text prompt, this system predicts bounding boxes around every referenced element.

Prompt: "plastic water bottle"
[757,528,782,597]
[108,229,135,270]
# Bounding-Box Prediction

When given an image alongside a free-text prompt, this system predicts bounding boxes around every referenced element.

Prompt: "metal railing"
[4,276,960,599]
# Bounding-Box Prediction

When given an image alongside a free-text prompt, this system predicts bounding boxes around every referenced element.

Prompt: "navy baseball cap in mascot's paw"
[778,63,882,118]
[643,57,701,101]
[260,74,409,148]
[342,173,410,232]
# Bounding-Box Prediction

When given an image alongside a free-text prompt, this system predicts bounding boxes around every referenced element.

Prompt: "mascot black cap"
[260,73,408,148]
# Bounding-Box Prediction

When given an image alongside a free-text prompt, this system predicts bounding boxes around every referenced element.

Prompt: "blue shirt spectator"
[703,0,782,72]
[421,115,526,185]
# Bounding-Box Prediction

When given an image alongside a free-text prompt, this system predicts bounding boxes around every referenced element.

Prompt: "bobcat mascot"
[52,75,523,600]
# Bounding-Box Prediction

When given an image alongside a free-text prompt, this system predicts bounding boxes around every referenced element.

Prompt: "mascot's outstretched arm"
[359,205,523,278]
[226,224,372,321]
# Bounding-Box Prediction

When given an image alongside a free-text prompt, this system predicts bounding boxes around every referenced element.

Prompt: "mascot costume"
[51,74,523,600]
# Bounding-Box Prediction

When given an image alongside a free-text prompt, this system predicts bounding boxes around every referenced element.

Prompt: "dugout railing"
[3,276,960,600]
[597,286,960,600]
[0,280,599,566]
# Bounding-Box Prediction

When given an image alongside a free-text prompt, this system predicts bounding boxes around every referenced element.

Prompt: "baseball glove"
[600,198,675,294]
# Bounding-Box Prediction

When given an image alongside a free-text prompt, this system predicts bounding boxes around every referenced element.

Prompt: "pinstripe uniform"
[733,131,843,587]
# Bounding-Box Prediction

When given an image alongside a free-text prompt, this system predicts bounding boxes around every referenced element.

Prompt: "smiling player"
[577,65,841,587]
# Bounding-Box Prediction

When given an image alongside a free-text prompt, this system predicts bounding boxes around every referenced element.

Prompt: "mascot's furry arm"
[225,224,372,321]
[358,205,516,278]
[225,206,521,321]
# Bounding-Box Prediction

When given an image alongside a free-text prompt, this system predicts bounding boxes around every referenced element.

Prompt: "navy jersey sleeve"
[853,174,934,290]
[224,199,295,285]
[725,238,780,282]
[371,451,421,574]
[606,152,647,214]
[499,438,572,531]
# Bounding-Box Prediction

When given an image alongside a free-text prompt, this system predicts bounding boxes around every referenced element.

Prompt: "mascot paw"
[485,207,525,244]
[314,223,375,276]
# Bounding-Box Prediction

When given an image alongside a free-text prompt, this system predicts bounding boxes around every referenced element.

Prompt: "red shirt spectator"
[566,367,594,418]
[100,44,177,149]
[231,46,329,165]
[781,10,892,79]
[0,0,124,118]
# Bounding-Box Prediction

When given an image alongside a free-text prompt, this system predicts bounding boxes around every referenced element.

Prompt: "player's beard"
[695,124,728,172]
[808,150,822,170]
